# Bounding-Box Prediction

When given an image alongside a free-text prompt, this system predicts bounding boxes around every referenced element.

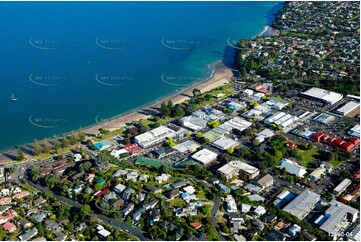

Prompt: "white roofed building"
[212,136,239,150]
[283,190,320,220]
[191,149,218,165]
[218,160,259,181]
[134,126,177,148]
[335,101,360,116]
[279,158,307,177]
[301,87,343,105]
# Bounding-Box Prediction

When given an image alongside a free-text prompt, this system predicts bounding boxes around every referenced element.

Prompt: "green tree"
[78,128,86,141]
[16,147,25,161]
[80,204,91,219]
[52,135,61,151]
[69,131,78,145]
[42,138,52,153]
[61,134,70,148]
[160,101,170,117]
[33,139,42,156]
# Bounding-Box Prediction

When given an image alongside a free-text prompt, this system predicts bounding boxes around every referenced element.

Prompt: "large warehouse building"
[282,190,321,220]
[301,87,343,105]
[318,200,358,241]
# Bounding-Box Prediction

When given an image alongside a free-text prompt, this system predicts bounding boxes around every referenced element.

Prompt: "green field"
[330,160,342,168]
[296,147,319,167]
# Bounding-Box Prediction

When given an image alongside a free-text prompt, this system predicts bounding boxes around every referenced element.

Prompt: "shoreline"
[84,61,232,135]
[0,3,282,164]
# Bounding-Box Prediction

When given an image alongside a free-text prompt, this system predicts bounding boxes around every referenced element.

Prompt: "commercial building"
[172,140,200,153]
[319,200,358,240]
[217,160,259,181]
[255,129,274,143]
[348,124,360,138]
[313,113,336,124]
[191,149,218,165]
[134,126,176,148]
[279,158,307,177]
[211,136,239,150]
[301,87,343,105]
[282,190,320,220]
[335,101,360,116]
[333,178,352,196]
[264,112,298,128]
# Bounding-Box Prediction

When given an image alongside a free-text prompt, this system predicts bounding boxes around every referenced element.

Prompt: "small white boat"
[11,94,17,102]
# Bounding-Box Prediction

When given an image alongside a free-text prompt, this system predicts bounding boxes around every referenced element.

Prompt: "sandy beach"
[84,62,233,135]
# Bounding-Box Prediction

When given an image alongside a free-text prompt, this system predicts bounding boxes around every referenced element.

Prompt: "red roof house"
[311,132,324,142]
[340,142,355,152]
[350,185,360,196]
[3,222,16,233]
[95,188,109,198]
[285,142,297,149]
[189,222,203,230]
[327,137,337,146]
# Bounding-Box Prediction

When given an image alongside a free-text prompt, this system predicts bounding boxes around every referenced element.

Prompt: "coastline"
[84,61,233,135]
[0,3,283,164]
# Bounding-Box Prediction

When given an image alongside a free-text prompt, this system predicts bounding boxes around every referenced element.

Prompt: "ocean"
[0,1,283,151]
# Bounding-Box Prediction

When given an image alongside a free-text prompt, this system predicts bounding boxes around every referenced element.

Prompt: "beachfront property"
[300,87,343,105]
[134,126,177,148]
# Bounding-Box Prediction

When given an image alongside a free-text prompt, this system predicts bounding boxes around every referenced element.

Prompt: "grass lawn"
[166,198,186,208]
[196,191,206,199]
[296,147,319,167]
[93,128,124,141]
[34,146,73,161]
[330,160,342,168]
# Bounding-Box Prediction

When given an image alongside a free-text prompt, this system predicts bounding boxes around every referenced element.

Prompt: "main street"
[24,168,149,241]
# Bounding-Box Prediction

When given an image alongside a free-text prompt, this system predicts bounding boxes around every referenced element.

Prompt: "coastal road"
[211,197,227,241]
[24,168,149,241]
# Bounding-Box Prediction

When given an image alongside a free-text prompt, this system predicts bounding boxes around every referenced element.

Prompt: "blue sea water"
[0,1,283,151]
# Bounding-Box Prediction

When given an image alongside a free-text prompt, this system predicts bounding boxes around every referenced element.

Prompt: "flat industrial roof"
[283,190,320,220]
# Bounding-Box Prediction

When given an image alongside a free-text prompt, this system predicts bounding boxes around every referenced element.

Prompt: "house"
[183,186,196,194]
[302,229,317,241]
[309,168,326,181]
[12,191,29,200]
[33,197,46,207]
[155,173,171,183]
[44,219,58,230]
[75,222,87,232]
[165,189,182,200]
[144,185,163,194]
[262,214,277,224]
[150,208,161,223]
[0,197,11,205]
[171,180,188,189]
[252,219,265,230]
[126,171,138,181]
[122,188,135,201]
[94,188,110,199]
[229,214,245,234]
[136,193,146,202]
[288,224,301,237]
[19,227,38,241]
[255,174,274,189]
[103,191,117,201]
[139,174,149,182]
[190,222,202,230]
[121,203,134,216]
[32,211,50,223]
[254,205,266,217]
[114,184,126,194]
[175,208,197,217]
[3,222,16,233]
[69,171,85,181]
[143,198,159,210]
[265,229,288,241]
[160,221,177,232]
[225,195,238,213]
[18,218,31,229]
[53,229,67,241]
[170,228,185,241]
[96,225,111,238]
[131,208,145,221]
[241,204,251,213]
[112,199,125,209]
